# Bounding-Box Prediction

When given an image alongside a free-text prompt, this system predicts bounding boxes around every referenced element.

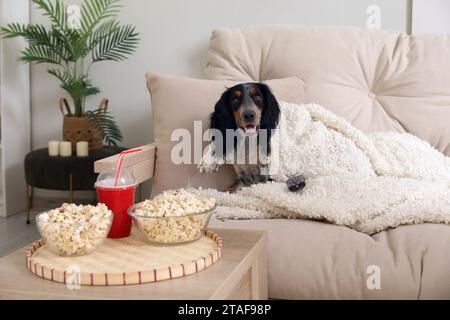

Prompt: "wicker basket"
[60,98,106,151]
[63,116,103,151]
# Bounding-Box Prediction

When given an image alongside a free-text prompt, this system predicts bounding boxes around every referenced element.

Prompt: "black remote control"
[287,176,306,192]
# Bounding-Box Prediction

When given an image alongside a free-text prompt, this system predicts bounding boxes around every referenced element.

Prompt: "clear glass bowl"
[128,203,216,245]
[36,212,113,257]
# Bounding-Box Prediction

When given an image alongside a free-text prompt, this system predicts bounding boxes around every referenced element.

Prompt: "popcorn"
[134,189,215,217]
[131,190,216,243]
[36,203,113,256]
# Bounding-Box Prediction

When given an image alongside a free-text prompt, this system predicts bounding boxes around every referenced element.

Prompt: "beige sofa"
[96,26,450,299]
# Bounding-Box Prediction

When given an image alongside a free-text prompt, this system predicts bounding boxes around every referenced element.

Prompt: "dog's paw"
[287,175,306,192]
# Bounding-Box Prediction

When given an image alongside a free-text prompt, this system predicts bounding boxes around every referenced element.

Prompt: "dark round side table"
[24,146,126,224]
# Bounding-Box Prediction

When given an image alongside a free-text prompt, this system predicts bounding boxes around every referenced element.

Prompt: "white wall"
[31,0,409,149]
[1,0,30,216]
[29,0,409,198]
[412,0,450,34]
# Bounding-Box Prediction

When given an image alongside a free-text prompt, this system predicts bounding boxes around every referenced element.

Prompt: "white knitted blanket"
[196,102,450,234]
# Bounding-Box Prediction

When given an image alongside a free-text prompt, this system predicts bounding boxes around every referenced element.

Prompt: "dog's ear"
[210,90,237,157]
[259,83,280,156]
[259,83,280,131]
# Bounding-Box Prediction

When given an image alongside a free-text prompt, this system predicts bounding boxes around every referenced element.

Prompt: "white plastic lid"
[95,168,137,189]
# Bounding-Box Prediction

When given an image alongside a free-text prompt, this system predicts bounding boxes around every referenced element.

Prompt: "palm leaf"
[1,9,84,63]
[92,24,139,62]
[48,68,72,84]
[31,1,86,61]
[80,0,122,35]
[2,0,139,129]
[22,24,53,46]
[32,0,68,32]
[85,107,123,146]
[20,45,62,64]
[49,69,100,113]
[62,77,100,100]
[63,28,88,60]
[0,23,48,43]
[1,23,71,62]
[87,19,119,51]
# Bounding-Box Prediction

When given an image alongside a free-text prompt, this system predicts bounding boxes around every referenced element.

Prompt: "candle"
[48,141,60,157]
[76,141,89,157]
[60,141,72,157]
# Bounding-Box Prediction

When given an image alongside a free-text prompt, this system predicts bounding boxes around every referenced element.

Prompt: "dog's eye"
[231,98,240,107]
[253,95,262,103]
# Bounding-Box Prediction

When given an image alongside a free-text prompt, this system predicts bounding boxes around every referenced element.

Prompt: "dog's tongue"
[244,125,257,134]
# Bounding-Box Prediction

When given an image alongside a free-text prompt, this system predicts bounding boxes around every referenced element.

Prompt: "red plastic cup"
[95,168,137,239]
[96,185,136,239]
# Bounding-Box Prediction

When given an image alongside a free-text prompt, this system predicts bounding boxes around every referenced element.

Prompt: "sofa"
[95,26,450,299]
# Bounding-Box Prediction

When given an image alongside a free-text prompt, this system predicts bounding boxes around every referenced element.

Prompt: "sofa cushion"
[205,26,450,156]
[146,73,305,196]
[210,218,450,299]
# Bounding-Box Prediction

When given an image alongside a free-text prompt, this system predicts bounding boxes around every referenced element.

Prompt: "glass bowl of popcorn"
[36,203,113,257]
[128,190,216,245]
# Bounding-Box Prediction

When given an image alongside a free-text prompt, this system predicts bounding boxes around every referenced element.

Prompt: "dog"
[209,83,306,192]
[210,83,279,189]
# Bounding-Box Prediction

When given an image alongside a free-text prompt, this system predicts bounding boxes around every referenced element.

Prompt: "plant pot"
[63,116,103,151]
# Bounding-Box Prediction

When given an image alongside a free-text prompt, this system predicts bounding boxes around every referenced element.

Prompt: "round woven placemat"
[26,229,222,286]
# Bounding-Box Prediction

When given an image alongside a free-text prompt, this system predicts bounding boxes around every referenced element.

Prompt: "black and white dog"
[208,83,306,192]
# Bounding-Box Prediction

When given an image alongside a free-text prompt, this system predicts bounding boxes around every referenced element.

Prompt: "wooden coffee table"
[0,229,267,300]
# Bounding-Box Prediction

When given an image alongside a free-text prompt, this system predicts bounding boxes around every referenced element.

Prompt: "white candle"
[48,141,60,157]
[60,141,72,157]
[76,141,89,157]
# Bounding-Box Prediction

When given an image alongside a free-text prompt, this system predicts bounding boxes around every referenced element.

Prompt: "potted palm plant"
[0,0,140,149]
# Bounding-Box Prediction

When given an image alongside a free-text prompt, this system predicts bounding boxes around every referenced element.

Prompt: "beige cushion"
[205,26,450,156]
[146,73,305,196]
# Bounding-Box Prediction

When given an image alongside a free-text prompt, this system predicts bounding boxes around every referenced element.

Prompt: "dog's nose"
[243,111,255,122]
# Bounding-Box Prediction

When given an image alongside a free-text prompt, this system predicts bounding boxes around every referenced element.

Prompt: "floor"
[0,212,40,257]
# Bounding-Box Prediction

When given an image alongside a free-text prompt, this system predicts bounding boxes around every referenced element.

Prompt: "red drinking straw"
[114,147,144,187]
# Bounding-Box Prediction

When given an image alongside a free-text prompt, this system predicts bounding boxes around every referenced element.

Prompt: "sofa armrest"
[94,143,156,184]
